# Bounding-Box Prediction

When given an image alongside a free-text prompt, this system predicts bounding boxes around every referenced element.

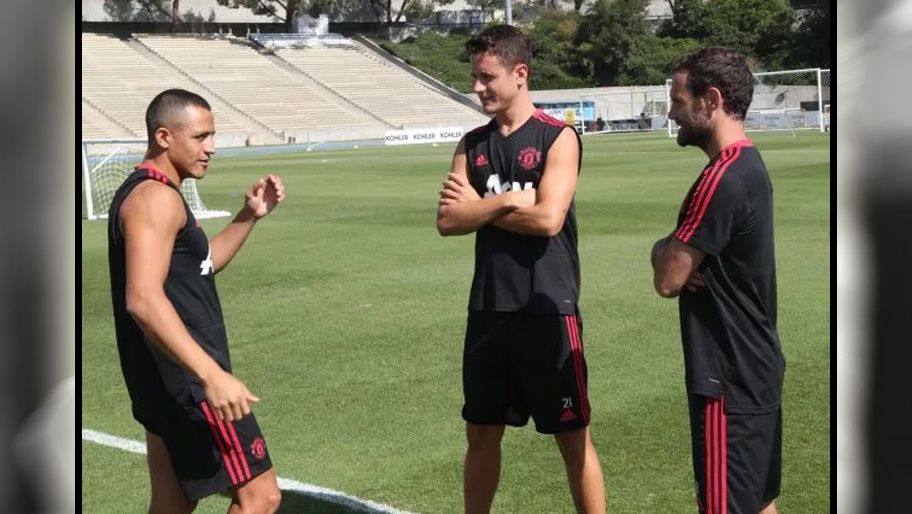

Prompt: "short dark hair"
[465,24,532,75]
[673,47,754,120]
[145,89,211,145]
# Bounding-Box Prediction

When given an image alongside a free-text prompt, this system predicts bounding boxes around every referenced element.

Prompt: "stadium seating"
[137,35,386,140]
[82,33,257,143]
[81,33,487,144]
[275,44,486,128]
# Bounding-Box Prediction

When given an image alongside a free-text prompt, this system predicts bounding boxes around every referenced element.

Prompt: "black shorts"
[462,310,591,434]
[142,399,274,501]
[688,394,781,514]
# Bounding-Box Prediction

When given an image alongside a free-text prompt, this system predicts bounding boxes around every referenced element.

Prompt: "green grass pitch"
[82,131,829,513]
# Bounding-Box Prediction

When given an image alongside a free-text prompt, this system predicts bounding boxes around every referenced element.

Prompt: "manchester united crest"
[518,147,541,170]
[250,437,268,460]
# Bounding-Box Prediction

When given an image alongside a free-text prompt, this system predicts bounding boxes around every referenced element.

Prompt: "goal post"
[666,67,831,137]
[82,139,231,221]
[820,68,830,131]
[578,86,669,135]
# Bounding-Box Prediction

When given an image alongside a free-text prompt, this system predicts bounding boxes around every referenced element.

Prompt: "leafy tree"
[623,34,701,85]
[103,0,216,23]
[465,0,501,21]
[701,0,795,70]
[788,0,830,68]
[518,0,591,15]
[658,0,708,39]
[217,0,453,26]
[103,0,171,22]
[377,32,474,92]
[216,0,304,31]
[360,0,453,23]
[575,0,650,86]
[528,8,588,82]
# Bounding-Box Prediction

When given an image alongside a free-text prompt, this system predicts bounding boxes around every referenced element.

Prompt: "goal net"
[579,86,670,134]
[82,139,230,221]
[667,68,831,137]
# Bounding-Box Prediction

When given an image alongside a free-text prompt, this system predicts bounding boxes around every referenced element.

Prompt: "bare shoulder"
[449,136,470,178]
[453,135,467,155]
[545,127,581,166]
[119,180,186,235]
[553,126,580,152]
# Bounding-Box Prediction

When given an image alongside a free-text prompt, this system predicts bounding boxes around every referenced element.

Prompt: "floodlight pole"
[505,0,512,25]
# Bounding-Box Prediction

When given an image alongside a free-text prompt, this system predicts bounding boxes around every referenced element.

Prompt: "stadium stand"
[275,43,487,128]
[82,33,270,145]
[136,35,388,142]
[82,33,488,145]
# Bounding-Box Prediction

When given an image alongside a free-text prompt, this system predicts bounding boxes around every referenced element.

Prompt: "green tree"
[701,0,795,70]
[528,8,589,86]
[103,0,216,24]
[658,0,708,39]
[788,0,830,68]
[530,0,578,10]
[103,0,171,21]
[377,32,475,92]
[624,34,701,85]
[216,0,305,31]
[217,0,448,26]
[364,0,454,23]
[466,0,500,21]
[398,0,442,22]
[576,0,651,86]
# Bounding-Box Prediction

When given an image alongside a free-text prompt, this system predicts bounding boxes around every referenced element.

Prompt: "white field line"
[82,429,418,514]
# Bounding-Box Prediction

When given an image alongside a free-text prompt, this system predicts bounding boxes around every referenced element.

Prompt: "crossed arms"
[436,128,580,238]
[650,235,706,298]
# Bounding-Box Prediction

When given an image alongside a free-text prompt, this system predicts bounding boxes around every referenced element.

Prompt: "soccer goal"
[579,86,670,135]
[81,139,231,221]
[666,67,831,137]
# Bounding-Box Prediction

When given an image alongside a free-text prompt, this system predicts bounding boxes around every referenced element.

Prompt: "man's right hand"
[202,369,260,422]
[685,271,706,293]
[509,188,536,209]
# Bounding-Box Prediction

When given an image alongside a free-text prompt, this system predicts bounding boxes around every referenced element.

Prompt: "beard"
[675,108,712,149]
[675,119,712,149]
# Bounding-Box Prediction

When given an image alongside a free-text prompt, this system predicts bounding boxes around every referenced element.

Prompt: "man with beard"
[651,47,786,514]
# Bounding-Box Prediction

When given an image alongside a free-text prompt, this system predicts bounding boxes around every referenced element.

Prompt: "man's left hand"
[245,174,285,219]
[438,172,481,206]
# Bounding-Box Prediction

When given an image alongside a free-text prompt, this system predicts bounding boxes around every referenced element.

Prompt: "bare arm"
[651,236,707,298]
[436,137,533,236]
[492,128,579,237]
[121,182,259,421]
[209,174,285,273]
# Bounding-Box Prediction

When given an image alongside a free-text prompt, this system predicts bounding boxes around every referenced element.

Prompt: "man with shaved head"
[108,89,285,513]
